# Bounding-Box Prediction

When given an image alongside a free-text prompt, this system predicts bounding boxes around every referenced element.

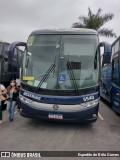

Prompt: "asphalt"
[0,99,120,160]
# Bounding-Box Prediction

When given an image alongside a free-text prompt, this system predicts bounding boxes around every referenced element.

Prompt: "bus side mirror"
[8,42,26,79]
[100,42,111,66]
[25,52,32,68]
[8,41,26,60]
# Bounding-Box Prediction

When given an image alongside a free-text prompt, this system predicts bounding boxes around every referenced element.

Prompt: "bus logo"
[53,105,59,110]
[23,92,41,101]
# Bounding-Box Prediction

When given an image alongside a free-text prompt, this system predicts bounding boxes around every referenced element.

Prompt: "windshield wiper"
[67,62,79,95]
[36,64,55,90]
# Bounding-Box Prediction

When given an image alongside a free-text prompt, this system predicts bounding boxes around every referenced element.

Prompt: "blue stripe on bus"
[20,88,99,105]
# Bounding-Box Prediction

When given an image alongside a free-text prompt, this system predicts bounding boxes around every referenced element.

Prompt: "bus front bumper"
[19,101,99,123]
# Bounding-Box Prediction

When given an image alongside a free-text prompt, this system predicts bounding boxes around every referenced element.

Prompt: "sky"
[0,0,120,44]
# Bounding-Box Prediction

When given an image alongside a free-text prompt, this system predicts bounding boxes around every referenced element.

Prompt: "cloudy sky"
[0,0,119,44]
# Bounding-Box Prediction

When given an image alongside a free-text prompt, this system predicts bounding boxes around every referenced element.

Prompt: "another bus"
[0,41,24,86]
[100,36,120,114]
[0,41,24,110]
[8,29,111,123]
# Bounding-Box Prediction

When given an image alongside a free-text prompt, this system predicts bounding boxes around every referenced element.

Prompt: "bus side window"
[14,48,18,60]
[3,43,10,57]
[112,58,119,85]
[3,59,9,73]
[0,42,4,54]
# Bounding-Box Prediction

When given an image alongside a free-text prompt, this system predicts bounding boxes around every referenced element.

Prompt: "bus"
[8,29,111,123]
[0,41,24,110]
[100,36,120,114]
[0,41,24,86]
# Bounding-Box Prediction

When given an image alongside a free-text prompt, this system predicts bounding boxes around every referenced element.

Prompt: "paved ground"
[0,99,120,160]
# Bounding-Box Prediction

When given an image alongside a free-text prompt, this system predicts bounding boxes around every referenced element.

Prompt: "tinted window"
[2,43,10,57]
[0,42,4,54]
[18,49,23,65]
[14,48,18,60]
[113,57,119,86]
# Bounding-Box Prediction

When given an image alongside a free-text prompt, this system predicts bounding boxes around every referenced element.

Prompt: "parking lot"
[0,100,120,160]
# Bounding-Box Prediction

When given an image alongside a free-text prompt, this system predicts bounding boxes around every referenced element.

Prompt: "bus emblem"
[53,105,59,110]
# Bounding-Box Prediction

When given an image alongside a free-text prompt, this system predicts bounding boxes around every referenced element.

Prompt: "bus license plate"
[48,114,63,119]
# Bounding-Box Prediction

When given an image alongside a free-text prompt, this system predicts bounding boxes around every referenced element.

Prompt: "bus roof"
[30,28,98,36]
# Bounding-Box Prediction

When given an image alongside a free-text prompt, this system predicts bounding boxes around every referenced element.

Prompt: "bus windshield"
[21,34,99,90]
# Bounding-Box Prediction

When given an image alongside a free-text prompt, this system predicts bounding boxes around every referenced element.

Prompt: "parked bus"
[100,36,120,114]
[0,41,23,110]
[0,42,23,110]
[8,29,111,123]
[0,41,24,86]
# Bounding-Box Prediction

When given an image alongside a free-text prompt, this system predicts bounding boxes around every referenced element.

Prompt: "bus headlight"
[19,94,33,104]
[80,99,99,108]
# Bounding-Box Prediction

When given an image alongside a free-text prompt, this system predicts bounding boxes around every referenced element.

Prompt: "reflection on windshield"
[22,34,99,91]
[37,64,55,89]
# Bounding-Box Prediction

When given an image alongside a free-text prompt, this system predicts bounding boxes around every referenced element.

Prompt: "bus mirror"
[8,41,26,60]
[25,52,32,68]
[100,42,111,65]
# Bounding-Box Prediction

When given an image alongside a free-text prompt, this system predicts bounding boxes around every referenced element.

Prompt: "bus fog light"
[93,114,97,118]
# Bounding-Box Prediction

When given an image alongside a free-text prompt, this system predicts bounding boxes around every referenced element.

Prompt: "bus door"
[111,57,120,112]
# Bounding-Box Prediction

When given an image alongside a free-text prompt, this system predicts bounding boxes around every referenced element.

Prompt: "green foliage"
[72,7,117,38]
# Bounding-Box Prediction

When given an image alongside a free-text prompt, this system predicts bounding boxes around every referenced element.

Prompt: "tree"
[72,8,117,38]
